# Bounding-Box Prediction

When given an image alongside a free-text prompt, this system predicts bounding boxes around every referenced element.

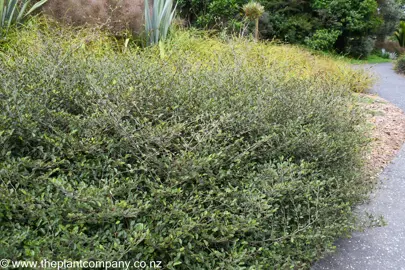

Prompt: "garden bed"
[0,22,377,269]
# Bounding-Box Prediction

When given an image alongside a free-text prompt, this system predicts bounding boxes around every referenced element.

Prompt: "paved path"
[313,63,405,270]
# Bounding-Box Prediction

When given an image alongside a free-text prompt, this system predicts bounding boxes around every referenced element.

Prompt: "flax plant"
[0,0,48,36]
[144,0,177,45]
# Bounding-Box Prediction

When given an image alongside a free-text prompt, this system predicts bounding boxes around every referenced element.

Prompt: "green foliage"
[145,0,177,45]
[178,0,382,56]
[395,21,405,47]
[0,0,47,36]
[310,0,381,57]
[395,54,405,73]
[177,0,246,28]
[258,0,317,43]
[376,0,402,42]
[344,36,376,59]
[305,29,341,51]
[0,24,372,269]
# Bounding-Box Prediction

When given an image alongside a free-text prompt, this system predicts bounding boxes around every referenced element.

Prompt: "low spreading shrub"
[0,22,372,269]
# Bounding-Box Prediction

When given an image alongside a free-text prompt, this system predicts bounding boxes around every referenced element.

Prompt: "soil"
[360,94,405,173]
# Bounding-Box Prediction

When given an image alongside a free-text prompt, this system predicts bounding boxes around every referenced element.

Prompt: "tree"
[311,0,382,56]
[376,0,402,42]
[243,1,264,40]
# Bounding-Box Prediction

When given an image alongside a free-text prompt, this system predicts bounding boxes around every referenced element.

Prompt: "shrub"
[395,55,405,73]
[305,29,342,51]
[178,0,246,29]
[344,36,376,59]
[0,23,373,269]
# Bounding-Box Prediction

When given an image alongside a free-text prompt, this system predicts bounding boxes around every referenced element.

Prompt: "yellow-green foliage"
[162,31,374,93]
[1,18,117,57]
[3,22,373,94]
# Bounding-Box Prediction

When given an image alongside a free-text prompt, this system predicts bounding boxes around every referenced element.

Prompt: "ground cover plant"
[0,21,374,269]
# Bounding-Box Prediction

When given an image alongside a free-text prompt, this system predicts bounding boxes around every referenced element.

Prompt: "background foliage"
[376,0,403,42]
[177,0,389,57]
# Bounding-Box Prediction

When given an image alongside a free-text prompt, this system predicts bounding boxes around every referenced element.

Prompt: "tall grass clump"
[0,23,372,269]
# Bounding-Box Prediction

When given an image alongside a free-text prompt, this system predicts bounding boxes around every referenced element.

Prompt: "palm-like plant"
[395,21,405,47]
[242,2,265,41]
[145,0,177,46]
[0,0,48,35]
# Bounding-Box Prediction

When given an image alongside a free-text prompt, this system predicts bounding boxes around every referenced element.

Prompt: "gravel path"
[313,63,405,270]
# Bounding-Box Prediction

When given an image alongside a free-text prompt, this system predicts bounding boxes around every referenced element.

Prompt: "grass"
[313,49,392,65]
[349,54,392,64]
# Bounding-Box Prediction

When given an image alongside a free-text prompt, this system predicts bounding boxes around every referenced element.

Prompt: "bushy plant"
[178,0,246,29]
[344,36,376,59]
[376,48,392,59]
[305,29,342,51]
[0,23,373,269]
[395,55,405,73]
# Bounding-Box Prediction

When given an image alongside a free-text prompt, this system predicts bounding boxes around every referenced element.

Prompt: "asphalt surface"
[312,63,405,270]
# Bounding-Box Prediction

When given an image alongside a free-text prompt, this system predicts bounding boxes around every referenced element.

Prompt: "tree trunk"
[255,18,259,41]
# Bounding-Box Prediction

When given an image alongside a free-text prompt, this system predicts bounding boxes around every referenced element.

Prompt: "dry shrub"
[43,0,149,34]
